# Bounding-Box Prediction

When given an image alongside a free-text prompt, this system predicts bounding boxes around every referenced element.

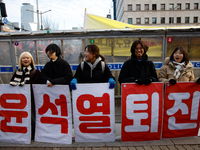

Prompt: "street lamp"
[40,9,51,30]
[26,9,51,30]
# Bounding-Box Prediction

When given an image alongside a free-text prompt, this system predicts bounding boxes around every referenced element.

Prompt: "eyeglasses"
[135,47,143,50]
[84,50,89,54]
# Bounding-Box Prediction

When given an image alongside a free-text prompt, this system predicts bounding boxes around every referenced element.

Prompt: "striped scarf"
[10,65,32,86]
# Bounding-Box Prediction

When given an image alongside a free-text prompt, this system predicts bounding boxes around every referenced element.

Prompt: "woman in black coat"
[70,44,115,89]
[41,43,73,86]
[118,40,158,85]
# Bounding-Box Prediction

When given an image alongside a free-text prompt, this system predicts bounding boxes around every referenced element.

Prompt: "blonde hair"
[18,52,35,70]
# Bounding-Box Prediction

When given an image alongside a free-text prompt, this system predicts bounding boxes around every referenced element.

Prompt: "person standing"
[41,43,73,86]
[118,40,158,85]
[10,51,41,140]
[158,47,200,84]
[70,44,115,90]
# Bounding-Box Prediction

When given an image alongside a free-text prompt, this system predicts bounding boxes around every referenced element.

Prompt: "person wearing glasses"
[41,43,73,86]
[118,40,158,85]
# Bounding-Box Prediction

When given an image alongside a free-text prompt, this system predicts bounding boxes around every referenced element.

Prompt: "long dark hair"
[170,47,189,65]
[85,44,106,62]
[130,40,149,57]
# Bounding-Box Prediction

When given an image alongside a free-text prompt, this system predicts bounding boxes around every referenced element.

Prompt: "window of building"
[169,17,174,23]
[169,3,174,10]
[161,4,165,10]
[128,4,132,11]
[136,4,141,11]
[136,18,141,24]
[152,4,157,10]
[128,18,132,24]
[185,17,190,23]
[185,3,190,10]
[145,18,149,24]
[194,17,198,23]
[177,17,181,23]
[177,3,181,10]
[145,4,149,10]
[194,3,198,9]
[152,17,157,24]
[161,17,165,24]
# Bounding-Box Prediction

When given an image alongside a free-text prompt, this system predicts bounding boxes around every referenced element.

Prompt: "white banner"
[32,85,72,144]
[0,84,31,144]
[72,83,115,142]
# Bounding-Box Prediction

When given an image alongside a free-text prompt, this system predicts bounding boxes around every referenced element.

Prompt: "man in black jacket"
[118,40,158,85]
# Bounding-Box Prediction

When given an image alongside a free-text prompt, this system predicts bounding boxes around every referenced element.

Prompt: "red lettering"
[79,116,111,133]
[77,93,110,115]
[0,110,28,133]
[40,117,68,134]
[0,94,27,109]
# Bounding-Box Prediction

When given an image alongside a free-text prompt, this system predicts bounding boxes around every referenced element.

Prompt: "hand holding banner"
[162,82,200,138]
[0,85,31,144]
[72,83,115,142]
[32,84,72,144]
[121,83,163,142]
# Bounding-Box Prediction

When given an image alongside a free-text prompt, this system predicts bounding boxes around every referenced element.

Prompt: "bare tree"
[42,16,59,30]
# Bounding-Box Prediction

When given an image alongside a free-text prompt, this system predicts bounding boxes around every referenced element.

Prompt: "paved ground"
[1,136,200,150]
[1,108,200,150]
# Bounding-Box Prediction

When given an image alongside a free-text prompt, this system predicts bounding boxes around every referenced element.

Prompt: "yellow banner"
[84,14,199,30]
[84,14,160,29]
[89,37,163,57]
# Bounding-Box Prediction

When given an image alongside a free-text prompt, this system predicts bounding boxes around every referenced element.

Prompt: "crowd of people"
[9,41,200,139]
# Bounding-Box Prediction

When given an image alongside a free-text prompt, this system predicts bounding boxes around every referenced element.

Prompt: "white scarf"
[85,57,102,77]
[173,61,185,79]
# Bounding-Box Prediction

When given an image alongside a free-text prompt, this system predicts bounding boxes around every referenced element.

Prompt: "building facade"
[113,0,200,26]
[21,3,34,31]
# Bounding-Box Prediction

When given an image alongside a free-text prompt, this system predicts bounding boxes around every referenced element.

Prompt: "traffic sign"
[3,17,8,24]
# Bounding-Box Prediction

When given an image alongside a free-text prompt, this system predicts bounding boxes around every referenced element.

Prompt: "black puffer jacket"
[118,54,158,84]
[41,56,73,85]
[74,58,114,83]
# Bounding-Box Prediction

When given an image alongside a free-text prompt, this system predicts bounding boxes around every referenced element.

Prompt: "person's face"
[173,49,183,63]
[135,43,144,60]
[47,50,57,60]
[84,47,96,63]
[21,53,32,67]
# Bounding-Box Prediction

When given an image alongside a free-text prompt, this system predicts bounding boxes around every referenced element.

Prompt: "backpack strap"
[81,61,105,73]
[101,61,105,73]
[81,61,84,71]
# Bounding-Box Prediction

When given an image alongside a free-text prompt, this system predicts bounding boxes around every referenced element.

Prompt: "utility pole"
[36,0,39,30]
[26,9,51,30]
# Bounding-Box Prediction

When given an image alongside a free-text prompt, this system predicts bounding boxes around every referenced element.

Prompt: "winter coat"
[158,57,195,83]
[10,65,41,140]
[41,56,73,85]
[10,66,41,85]
[118,54,158,84]
[74,57,115,83]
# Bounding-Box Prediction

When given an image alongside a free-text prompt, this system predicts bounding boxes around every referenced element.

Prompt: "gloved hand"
[144,78,152,85]
[108,78,115,89]
[169,79,176,85]
[196,77,200,84]
[70,78,77,90]
[135,78,143,85]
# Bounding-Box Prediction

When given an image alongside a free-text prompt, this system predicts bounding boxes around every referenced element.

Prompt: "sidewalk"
[1,136,200,150]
